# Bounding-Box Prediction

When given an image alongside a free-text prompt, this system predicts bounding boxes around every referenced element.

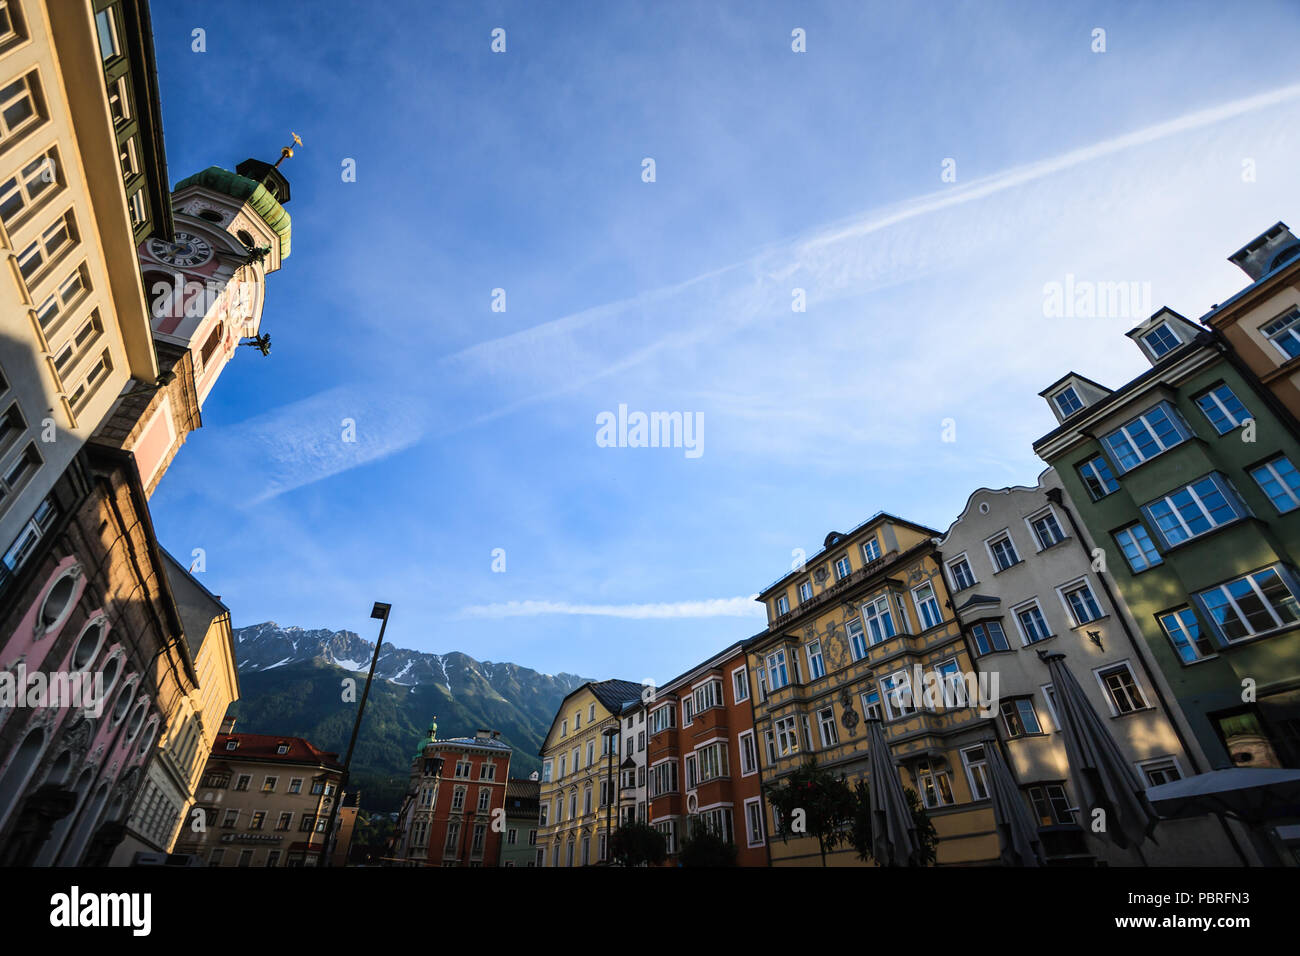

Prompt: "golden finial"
[273,132,303,169]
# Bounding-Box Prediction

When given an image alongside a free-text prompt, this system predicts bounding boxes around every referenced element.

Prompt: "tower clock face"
[149,232,213,267]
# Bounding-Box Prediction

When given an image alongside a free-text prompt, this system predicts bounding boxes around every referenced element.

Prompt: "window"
[861,595,896,645]
[773,716,801,757]
[738,730,757,775]
[961,745,990,801]
[1030,510,1066,550]
[806,640,825,680]
[649,761,678,797]
[797,580,813,604]
[988,532,1020,571]
[1262,308,1300,361]
[757,666,767,701]
[1013,601,1052,645]
[1142,474,1243,547]
[845,619,868,661]
[589,703,596,722]
[915,759,954,808]
[817,707,839,748]
[1115,523,1163,572]
[451,786,466,811]
[1000,698,1043,738]
[654,820,677,855]
[444,822,461,854]
[698,742,728,782]
[948,554,976,591]
[693,679,724,713]
[1195,384,1250,434]
[1061,580,1103,627]
[1053,386,1084,417]
[1142,322,1181,358]
[732,666,749,703]
[572,747,579,772]
[699,807,733,844]
[1251,456,1300,514]
[745,798,765,847]
[541,759,553,783]
[0,74,41,145]
[969,620,1010,655]
[775,594,789,615]
[574,710,581,730]
[538,802,549,826]
[234,775,250,792]
[1096,663,1148,715]
[1158,606,1215,664]
[834,554,851,581]
[0,1,23,48]
[912,582,942,629]
[561,719,567,737]
[1102,403,1187,473]
[766,649,790,690]
[651,704,675,734]
[250,811,265,831]
[638,731,645,752]
[1138,758,1182,787]
[1027,784,1075,826]
[477,788,490,812]
[1078,454,1120,501]
[261,776,277,793]
[472,824,486,855]
[287,778,302,794]
[862,538,881,563]
[681,698,694,726]
[0,148,58,228]
[860,688,881,721]
[1197,566,1300,642]
[221,809,238,828]
[879,670,915,719]
[95,8,120,60]
[586,740,595,766]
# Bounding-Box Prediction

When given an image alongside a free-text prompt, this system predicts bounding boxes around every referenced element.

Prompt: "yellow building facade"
[748,514,999,866]
[537,679,642,867]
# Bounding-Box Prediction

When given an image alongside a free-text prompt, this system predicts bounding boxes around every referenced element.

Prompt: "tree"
[764,760,857,866]
[609,821,668,867]
[678,817,738,867]
[848,780,939,866]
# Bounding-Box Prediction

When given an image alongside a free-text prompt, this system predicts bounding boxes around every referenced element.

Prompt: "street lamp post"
[321,601,390,866]
[603,726,618,863]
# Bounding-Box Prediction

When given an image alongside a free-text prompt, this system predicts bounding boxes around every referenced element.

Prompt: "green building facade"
[1034,307,1300,774]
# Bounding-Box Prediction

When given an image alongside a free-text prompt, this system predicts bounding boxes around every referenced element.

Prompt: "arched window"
[71,618,106,671]
[0,727,46,832]
[38,567,79,635]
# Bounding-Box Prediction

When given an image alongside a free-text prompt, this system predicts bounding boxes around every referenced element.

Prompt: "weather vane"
[241,332,271,356]
[273,131,303,169]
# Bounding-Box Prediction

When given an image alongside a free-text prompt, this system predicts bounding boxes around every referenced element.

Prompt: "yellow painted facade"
[537,680,638,867]
[749,515,1000,866]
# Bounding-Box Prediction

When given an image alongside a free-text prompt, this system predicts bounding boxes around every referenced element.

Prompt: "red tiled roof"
[212,732,342,769]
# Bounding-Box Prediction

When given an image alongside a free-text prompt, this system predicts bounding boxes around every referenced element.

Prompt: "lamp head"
[370,602,391,621]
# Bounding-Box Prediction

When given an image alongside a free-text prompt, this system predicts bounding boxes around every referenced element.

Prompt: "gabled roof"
[212,732,342,770]
[590,679,645,714]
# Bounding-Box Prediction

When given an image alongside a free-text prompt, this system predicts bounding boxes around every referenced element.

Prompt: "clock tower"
[92,143,296,497]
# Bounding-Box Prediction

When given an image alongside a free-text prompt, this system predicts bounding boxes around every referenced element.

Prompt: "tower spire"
[273,132,303,169]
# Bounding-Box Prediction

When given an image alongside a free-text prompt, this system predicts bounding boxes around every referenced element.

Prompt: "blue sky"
[148,0,1300,685]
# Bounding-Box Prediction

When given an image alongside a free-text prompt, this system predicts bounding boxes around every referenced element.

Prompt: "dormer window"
[225,740,238,751]
[1142,322,1181,359]
[1053,386,1084,418]
[276,743,289,755]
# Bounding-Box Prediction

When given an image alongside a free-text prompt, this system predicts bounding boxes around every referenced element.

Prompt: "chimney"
[475,728,490,740]
[491,730,501,740]
[1229,222,1300,281]
[220,716,237,735]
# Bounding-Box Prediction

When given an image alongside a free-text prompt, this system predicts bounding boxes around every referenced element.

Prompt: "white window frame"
[985,530,1020,572]
[1011,598,1053,645]
[1056,576,1104,628]
[946,552,977,592]
[744,796,765,848]
[1025,506,1067,551]
[1142,321,1182,358]
[834,554,852,581]
[861,538,881,563]
[1093,661,1149,716]
[1136,755,1184,787]
[737,729,758,776]
[817,706,839,748]
[732,664,749,703]
[1052,385,1084,418]
[960,745,990,801]
[911,581,942,630]
[805,639,825,680]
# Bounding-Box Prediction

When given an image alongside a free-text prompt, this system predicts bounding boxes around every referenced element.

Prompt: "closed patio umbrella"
[1041,650,1159,851]
[864,718,920,866]
[982,736,1045,866]
[1147,767,1300,823]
